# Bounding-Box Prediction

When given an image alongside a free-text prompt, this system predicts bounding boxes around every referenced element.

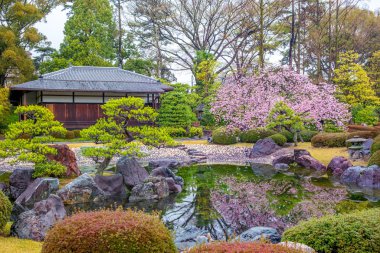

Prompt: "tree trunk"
[117,0,123,68]
[96,157,112,175]
[288,0,295,67]
[258,0,265,69]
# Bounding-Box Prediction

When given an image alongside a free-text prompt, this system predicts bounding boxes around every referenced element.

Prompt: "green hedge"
[269,133,287,146]
[282,208,380,253]
[239,128,276,143]
[0,191,11,232]
[212,127,238,145]
[188,127,203,138]
[371,141,380,154]
[162,127,187,137]
[368,150,380,166]
[300,130,318,142]
[42,210,176,253]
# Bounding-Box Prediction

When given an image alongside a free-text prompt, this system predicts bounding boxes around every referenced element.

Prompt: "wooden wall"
[45,103,103,129]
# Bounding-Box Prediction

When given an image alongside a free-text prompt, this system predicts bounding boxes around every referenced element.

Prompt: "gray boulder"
[327,156,353,176]
[341,165,380,189]
[151,167,184,186]
[234,227,281,243]
[116,157,149,189]
[294,149,311,160]
[129,176,169,202]
[148,159,183,170]
[274,163,289,170]
[165,177,182,193]
[9,168,34,200]
[272,153,295,165]
[57,173,106,204]
[94,174,126,199]
[15,178,59,208]
[296,155,326,171]
[250,138,280,158]
[11,194,66,241]
[363,139,373,156]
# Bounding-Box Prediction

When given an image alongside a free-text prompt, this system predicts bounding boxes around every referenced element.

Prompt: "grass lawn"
[0,223,42,253]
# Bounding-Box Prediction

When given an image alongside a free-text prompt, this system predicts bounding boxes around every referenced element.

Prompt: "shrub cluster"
[269,133,287,146]
[73,130,81,138]
[0,191,11,232]
[311,133,348,147]
[368,150,380,166]
[212,127,238,145]
[300,130,318,142]
[65,130,75,139]
[282,208,380,253]
[188,241,304,253]
[239,128,276,143]
[162,126,203,138]
[42,209,176,253]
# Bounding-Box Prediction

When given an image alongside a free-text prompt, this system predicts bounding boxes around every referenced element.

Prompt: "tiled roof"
[11,66,173,93]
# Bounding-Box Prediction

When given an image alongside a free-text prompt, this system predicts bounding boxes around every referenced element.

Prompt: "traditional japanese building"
[10,66,173,129]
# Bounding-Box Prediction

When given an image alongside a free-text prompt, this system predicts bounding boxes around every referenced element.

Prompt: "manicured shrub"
[188,241,304,253]
[73,130,81,138]
[368,150,380,166]
[189,127,203,138]
[371,141,380,154]
[300,130,318,142]
[212,127,238,145]
[239,128,276,143]
[352,105,379,126]
[282,208,380,253]
[347,130,379,139]
[65,130,75,139]
[279,130,294,142]
[311,133,348,147]
[0,191,11,232]
[162,126,187,137]
[347,124,380,132]
[269,133,287,146]
[42,209,176,253]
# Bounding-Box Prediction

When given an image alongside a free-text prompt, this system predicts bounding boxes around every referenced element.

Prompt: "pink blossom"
[211,68,351,130]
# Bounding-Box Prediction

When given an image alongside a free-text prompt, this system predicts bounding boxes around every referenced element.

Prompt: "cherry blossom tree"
[211,68,350,130]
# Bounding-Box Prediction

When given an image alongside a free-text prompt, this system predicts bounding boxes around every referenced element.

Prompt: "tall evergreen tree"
[40,0,116,72]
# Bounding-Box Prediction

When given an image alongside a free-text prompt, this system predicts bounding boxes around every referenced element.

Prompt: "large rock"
[295,155,326,171]
[57,173,106,204]
[151,167,184,186]
[294,149,311,160]
[148,159,183,170]
[46,144,81,177]
[165,177,182,193]
[129,176,169,202]
[250,138,280,158]
[15,178,59,208]
[327,156,353,176]
[116,157,149,189]
[272,152,295,165]
[94,174,126,198]
[11,194,66,241]
[9,168,34,200]
[234,227,281,243]
[279,242,316,253]
[341,165,380,189]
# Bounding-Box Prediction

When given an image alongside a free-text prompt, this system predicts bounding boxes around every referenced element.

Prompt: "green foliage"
[0,191,11,232]
[239,128,277,143]
[371,141,380,154]
[81,97,173,175]
[267,101,305,145]
[282,208,380,253]
[333,51,379,106]
[158,83,197,128]
[352,105,379,126]
[368,150,380,166]
[189,127,203,138]
[40,0,116,72]
[123,58,155,77]
[279,130,294,142]
[0,89,11,132]
[73,130,81,138]
[0,105,67,177]
[322,121,345,133]
[300,130,318,142]
[367,50,380,96]
[65,131,75,139]
[269,133,287,146]
[161,127,187,138]
[42,209,177,253]
[212,127,238,145]
[311,133,348,147]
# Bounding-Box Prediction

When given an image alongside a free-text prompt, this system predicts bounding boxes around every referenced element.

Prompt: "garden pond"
[64,163,380,249]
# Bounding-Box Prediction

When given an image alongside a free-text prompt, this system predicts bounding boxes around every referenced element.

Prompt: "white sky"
[35,0,380,84]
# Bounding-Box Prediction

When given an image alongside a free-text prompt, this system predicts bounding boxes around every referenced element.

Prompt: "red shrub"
[42,209,176,253]
[188,242,304,253]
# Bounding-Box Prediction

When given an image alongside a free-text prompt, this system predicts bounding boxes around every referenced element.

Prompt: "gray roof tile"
[11,66,173,93]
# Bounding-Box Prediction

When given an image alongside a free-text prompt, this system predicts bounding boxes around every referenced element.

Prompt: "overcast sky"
[35,0,380,83]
